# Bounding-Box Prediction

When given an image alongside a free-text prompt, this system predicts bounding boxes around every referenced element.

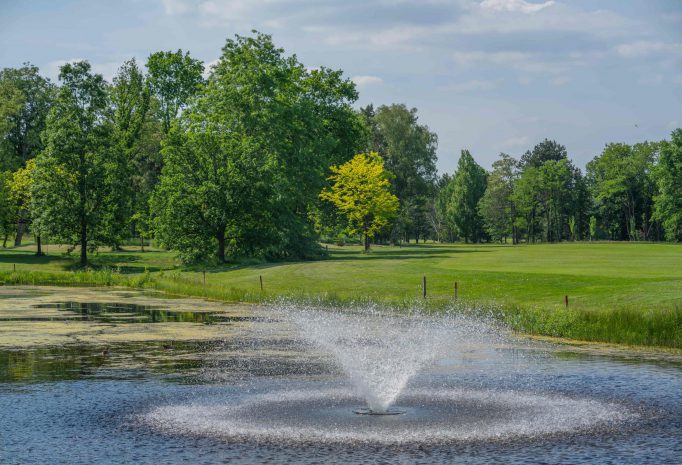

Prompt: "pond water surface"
[0,287,680,464]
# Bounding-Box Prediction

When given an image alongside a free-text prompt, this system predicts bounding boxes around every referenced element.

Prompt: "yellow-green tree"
[321,152,399,251]
[10,158,46,255]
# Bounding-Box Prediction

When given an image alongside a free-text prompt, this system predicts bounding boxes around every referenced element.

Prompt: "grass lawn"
[1,239,681,348]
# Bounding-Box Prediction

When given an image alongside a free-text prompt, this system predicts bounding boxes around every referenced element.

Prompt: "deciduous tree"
[446,150,487,243]
[363,104,437,243]
[153,32,363,262]
[478,153,518,243]
[0,64,54,245]
[31,61,115,266]
[146,50,204,134]
[653,129,682,241]
[320,152,399,251]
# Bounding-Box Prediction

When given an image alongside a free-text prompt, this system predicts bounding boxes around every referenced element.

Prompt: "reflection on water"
[0,341,214,383]
[14,301,256,324]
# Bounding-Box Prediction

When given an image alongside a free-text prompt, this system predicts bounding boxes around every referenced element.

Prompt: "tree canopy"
[152,32,363,263]
[1,32,681,266]
[654,129,682,241]
[320,152,399,251]
[31,61,118,265]
[446,150,487,243]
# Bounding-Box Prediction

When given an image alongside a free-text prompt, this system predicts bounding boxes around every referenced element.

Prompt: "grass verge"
[1,241,681,349]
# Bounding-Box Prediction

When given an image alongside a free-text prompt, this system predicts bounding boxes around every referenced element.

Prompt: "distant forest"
[1,32,681,265]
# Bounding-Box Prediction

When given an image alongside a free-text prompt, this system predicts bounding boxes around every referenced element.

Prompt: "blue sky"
[1,0,681,173]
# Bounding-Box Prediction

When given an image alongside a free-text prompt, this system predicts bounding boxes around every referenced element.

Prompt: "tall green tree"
[153,32,362,262]
[0,64,54,245]
[513,165,542,243]
[478,153,519,243]
[513,139,584,243]
[0,171,16,247]
[146,50,204,134]
[107,58,153,247]
[434,173,458,242]
[446,150,487,243]
[31,61,115,266]
[587,142,657,240]
[363,104,438,243]
[537,158,574,242]
[0,64,54,170]
[0,79,24,171]
[520,138,567,168]
[653,129,682,241]
[9,159,45,254]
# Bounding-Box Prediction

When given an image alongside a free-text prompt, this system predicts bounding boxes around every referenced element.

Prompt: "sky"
[1,0,681,173]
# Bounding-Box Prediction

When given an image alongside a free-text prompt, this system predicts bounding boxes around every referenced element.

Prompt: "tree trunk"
[14,219,25,246]
[364,232,370,252]
[2,234,7,248]
[36,235,43,256]
[78,151,87,267]
[80,218,87,267]
[217,228,226,262]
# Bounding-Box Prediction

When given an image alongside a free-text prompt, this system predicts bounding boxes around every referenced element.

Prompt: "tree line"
[437,135,681,245]
[1,32,681,266]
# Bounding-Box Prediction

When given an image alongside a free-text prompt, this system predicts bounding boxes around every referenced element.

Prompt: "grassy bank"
[1,241,681,348]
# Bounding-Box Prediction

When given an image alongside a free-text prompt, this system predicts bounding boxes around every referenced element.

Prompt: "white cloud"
[352,75,384,86]
[452,50,569,74]
[161,0,195,15]
[615,41,682,58]
[452,51,531,66]
[203,58,220,78]
[480,0,555,14]
[319,25,425,51]
[453,6,632,38]
[198,0,255,20]
[442,79,500,92]
[499,135,530,149]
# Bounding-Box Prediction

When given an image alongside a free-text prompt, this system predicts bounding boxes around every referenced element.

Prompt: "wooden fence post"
[260,275,263,291]
[422,276,426,298]
[565,295,569,308]
[454,281,458,301]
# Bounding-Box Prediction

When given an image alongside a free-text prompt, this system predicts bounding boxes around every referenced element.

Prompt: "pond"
[0,287,680,464]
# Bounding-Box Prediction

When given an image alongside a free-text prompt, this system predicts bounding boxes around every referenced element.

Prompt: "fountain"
[143,301,638,444]
[285,303,490,415]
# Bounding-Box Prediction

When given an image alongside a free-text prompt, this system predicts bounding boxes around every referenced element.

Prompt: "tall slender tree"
[106,59,153,248]
[653,129,682,241]
[0,64,54,245]
[479,153,519,243]
[363,104,437,243]
[447,150,487,243]
[31,61,115,266]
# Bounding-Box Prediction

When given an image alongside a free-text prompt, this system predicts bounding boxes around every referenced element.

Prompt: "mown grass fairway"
[1,241,681,347]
